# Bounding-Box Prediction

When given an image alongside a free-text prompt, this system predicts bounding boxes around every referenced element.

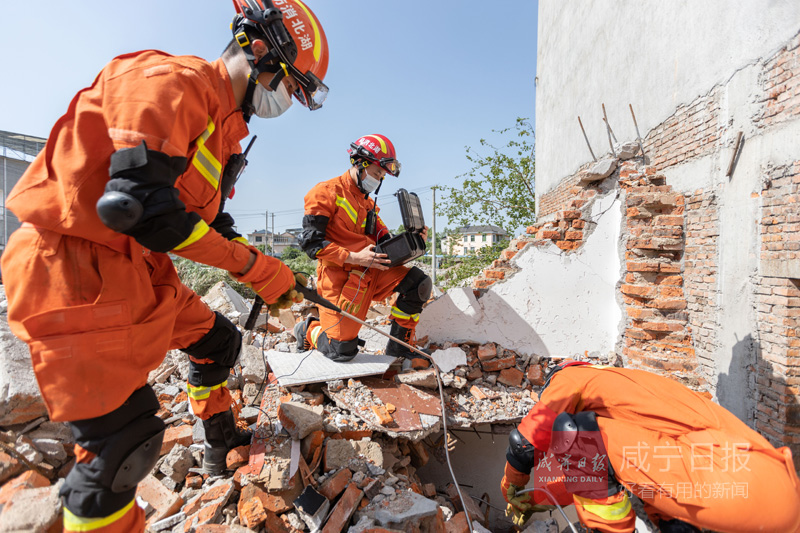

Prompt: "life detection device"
[375,188,426,268]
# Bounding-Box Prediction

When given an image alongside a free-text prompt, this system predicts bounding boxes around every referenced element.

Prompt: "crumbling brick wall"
[480,29,800,460]
[755,162,800,456]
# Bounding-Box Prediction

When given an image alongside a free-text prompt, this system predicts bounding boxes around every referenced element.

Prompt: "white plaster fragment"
[430,347,467,373]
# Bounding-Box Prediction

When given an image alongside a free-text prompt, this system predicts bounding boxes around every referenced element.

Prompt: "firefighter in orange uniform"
[0,1,329,531]
[502,362,800,533]
[295,135,432,362]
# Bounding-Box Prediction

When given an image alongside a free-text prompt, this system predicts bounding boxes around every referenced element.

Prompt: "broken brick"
[322,483,363,533]
[526,364,545,386]
[239,497,267,529]
[137,474,183,523]
[0,470,50,506]
[497,367,524,388]
[466,366,483,380]
[481,355,515,372]
[319,468,352,500]
[0,451,23,485]
[422,483,437,498]
[445,512,469,533]
[371,405,393,426]
[160,425,193,455]
[263,509,292,533]
[469,385,487,400]
[476,343,497,361]
[226,445,250,470]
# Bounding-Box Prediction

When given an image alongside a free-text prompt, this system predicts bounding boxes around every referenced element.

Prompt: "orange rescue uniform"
[302,171,418,347]
[511,366,800,533]
[1,50,292,531]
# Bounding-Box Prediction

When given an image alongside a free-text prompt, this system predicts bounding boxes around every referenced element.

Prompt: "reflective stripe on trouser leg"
[187,380,232,420]
[307,324,323,349]
[64,499,144,532]
[390,306,419,330]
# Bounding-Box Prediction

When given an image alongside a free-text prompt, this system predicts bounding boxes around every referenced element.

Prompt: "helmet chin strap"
[236,30,286,123]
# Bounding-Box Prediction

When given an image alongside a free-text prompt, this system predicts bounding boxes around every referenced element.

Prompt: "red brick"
[303,430,326,462]
[239,475,303,514]
[649,299,687,310]
[473,279,496,289]
[422,483,437,498]
[627,261,661,272]
[371,405,393,426]
[0,470,50,506]
[226,445,250,470]
[239,497,267,529]
[319,468,353,501]
[476,343,497,361]
[481,355,515,372]
[620,284,657,298]
[138,474,183,523]
[526,364,545,386]
[445,511,469,533]
[0,452,23,485]
[555,240,580,251]
[264,509,292,533]
[558,210,582,220]
[469,386,487,400]
[660,286,683,298]
[497,367,524,388]
[484,269,506,280]
[639,321,684,332]
[539,229,562,240]
[185,474,203,489]
[572,219,586,229]
[565,230,583,240]
[160,425,193,455]
[466,366,483,380]
[322,483,363,533]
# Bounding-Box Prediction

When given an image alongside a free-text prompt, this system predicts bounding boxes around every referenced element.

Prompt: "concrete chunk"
[583,158,617,182]
[0,479,63,533]
[277,401,323,440]
[372,491,439,528]
[0,316,46,426]
[430,347,467,373]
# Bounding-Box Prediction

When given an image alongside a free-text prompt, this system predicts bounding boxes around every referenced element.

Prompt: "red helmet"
[348,134,402,177]
[232,0,329,110]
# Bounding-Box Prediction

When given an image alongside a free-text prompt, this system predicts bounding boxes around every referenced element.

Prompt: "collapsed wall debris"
[0,281,584,532]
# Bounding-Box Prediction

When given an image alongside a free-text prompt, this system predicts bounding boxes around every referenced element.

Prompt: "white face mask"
[361,175,382,193]
[252,81,293,118]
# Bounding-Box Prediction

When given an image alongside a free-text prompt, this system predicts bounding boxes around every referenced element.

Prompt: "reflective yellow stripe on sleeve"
[574,493,632,521]
[63,499,136,531]
[232,236,249,245]
[391,305,420,322]
[309,325,322,348]
[335,196,358,225]
[186,380,228,401]
[192,116,222,189]
[173,220,210,251]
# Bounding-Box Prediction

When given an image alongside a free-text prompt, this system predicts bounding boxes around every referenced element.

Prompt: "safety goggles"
[349,144,402,177]
[292,71,329,111]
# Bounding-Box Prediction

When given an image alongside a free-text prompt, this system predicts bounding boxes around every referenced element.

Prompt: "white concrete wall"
[535,0,800,208]
[418,191,622,358]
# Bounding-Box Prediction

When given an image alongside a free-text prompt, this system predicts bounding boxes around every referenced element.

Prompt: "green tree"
[441,117,535,234]
[438,238,509,290]
[281,246,317,275]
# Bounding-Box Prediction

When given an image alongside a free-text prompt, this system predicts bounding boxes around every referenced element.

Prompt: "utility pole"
[3,146,7,251]
[265,210,269,254]
[270,212,275,257]
[431,187,437,287]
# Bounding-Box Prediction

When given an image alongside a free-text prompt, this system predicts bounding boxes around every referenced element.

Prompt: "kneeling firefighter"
[502,361,800,533]
[296,134,432,362]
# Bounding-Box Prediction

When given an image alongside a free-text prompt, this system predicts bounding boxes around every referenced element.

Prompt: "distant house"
[246,229,300,256]
[0,130,46,252]
[447,225,507,255]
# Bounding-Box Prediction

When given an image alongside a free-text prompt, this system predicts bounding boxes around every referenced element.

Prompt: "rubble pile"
[0,282,602,532]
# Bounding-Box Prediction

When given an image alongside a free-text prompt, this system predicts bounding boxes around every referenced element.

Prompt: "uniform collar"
[213,58,249,143]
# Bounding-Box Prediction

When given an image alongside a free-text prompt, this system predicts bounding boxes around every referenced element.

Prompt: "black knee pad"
[316,331,360,362]
[394,267,432,314]
[63,386,165,517]
[182,311,242,368]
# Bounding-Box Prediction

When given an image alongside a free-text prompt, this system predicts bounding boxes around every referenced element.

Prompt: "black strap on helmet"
[232,1,294,122]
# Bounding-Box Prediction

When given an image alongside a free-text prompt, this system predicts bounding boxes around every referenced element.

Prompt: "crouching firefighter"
[296,134,432,363]
[502,361,800,533]
[0,1,331,531]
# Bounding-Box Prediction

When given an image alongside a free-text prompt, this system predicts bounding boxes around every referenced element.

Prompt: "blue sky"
[0,1,537,237]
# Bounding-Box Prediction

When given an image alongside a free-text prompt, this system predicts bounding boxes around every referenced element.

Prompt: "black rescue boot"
[293,315,319,351]
[385,321,416,358]
[202,409,252,475]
